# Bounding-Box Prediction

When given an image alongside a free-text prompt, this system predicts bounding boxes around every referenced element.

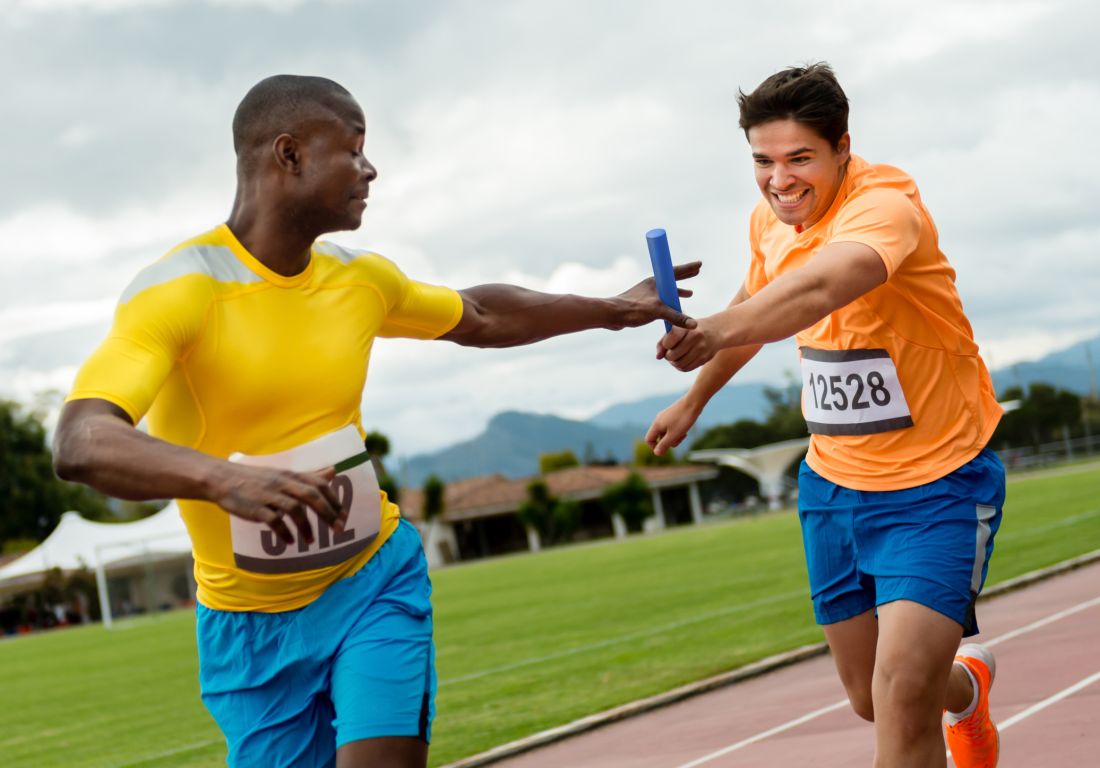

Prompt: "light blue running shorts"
[196,519,435,768]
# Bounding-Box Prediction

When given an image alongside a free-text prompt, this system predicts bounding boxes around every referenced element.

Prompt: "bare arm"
[645,285,762,455]
[659,242,887,371]
[439,261,702,348]
[53,399,343,545]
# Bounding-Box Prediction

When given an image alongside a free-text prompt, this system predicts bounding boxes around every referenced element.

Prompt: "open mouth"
[773,189,809,207]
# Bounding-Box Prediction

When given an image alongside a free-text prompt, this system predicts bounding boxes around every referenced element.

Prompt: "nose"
[770,163,794,190]
[360,155,378,183]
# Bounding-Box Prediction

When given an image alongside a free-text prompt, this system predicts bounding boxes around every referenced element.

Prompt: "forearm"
[713,270,833,348]
[54,410,228,502]
[447,285,628,348]
[711,242,887,349]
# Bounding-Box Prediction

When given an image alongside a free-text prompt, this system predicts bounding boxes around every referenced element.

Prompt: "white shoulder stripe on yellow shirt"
[121,244,264,304]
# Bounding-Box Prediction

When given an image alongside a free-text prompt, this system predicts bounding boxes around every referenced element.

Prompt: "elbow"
[52,423,98,483]
[52,434,86,482]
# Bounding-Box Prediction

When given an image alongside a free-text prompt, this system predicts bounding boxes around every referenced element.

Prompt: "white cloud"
[3,0,1099,459]
[0,299,115,347]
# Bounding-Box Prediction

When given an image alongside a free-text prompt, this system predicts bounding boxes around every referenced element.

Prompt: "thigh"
[197,606,336,768]
[331,521,436,749]
[798,461,876,625]
[857,449,1006,635]
[874,599,963,702]
[821,609,878,719]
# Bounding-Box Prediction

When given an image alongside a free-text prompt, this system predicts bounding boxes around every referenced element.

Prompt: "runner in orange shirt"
[646,63,1004,768]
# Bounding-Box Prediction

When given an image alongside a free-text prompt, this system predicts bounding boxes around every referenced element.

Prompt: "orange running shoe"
[944,643,999,767]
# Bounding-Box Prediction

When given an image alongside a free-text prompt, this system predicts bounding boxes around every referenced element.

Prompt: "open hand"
[616,261,702,329]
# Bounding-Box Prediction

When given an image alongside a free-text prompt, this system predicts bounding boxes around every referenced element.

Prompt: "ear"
[271,133,301,174]
[835,132,851,162]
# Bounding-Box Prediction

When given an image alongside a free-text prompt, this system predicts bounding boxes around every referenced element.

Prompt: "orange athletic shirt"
[67,224,463,611]
[745,155,1002,491]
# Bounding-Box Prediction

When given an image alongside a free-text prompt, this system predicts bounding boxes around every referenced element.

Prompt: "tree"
[517,479,579,545]
[0,400,112,545]
[993,383,1084,449]
[422,474,445,522]
[601,471,653,532]
[364,430,399,503]
[539,449,579,474]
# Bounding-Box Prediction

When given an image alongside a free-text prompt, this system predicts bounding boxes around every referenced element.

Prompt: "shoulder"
[843,158,920,209]
[119,229,249,309]
[312,240,414,306]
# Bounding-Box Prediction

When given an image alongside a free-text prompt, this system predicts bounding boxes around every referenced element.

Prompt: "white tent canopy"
[0,503,191,594]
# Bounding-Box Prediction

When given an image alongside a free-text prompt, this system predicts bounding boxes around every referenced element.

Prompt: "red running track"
[484,560,1100,768]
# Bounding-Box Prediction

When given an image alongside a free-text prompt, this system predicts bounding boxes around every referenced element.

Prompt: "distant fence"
[997,434,1100,471]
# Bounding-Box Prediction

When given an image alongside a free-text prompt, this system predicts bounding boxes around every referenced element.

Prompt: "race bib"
[227,425,381,574]
[800,348,913,436]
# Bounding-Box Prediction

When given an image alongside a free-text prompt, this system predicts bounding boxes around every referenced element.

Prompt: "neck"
[227,188,316,277]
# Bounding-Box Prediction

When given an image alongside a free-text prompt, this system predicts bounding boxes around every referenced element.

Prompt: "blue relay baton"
[646,228,681,332]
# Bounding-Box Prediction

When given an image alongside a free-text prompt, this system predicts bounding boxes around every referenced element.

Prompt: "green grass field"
[2,460,1098,767]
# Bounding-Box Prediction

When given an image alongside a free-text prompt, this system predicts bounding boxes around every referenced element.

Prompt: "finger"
[260,510,295,545]
[654,430,675,456]
[672,261,702,280]
[294,475,341,526]
[286,505,314,545]
[282,469,340,525]
[676,288,694,298]
[655,340,667,360]
[659,326,688,351]
[644,421,662,448]
[663,310,698,330]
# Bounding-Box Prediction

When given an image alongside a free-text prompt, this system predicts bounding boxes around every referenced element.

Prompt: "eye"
[754,158,773,167]
[791,156,811,165]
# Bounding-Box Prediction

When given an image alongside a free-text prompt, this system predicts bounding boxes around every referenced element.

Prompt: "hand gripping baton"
[646,228,681,332]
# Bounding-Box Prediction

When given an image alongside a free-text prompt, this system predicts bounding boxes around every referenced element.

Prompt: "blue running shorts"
[797,448,1005,636]
[196,519,435,768]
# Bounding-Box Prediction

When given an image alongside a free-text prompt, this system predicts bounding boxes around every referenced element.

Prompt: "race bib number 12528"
[800,348,914,436]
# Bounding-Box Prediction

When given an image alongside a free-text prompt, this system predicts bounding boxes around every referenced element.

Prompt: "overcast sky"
[2,0,1098,457]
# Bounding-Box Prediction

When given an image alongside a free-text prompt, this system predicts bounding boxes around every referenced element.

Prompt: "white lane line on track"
[984,594,1100,648]
[671,594,1100,768]
[998,669,1100,730]
[672,700,851,768]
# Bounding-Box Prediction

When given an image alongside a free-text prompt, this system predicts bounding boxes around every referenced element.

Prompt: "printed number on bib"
[800,348,913,436]
[227,425,381,574]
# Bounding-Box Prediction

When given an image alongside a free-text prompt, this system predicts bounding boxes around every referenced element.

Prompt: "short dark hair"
[737,63,849,148]
[232,74,352,168]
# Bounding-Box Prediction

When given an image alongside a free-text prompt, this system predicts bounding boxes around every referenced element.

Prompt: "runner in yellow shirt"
[646,64,1003,768]
[53,74,699,768]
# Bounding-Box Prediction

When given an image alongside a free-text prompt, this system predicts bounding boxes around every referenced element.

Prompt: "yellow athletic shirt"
[67,224,463,611]
[745,155,1002,491]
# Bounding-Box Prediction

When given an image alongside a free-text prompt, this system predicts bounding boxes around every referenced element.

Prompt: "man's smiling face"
[748,118,850,230]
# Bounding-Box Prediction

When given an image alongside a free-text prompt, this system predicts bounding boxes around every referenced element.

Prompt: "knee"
[874,666,943,723]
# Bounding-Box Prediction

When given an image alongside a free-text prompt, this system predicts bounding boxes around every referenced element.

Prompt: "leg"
[331,521,436,767]
[337,737,427,768]
[821,609,879,721]
[871,600,963,768]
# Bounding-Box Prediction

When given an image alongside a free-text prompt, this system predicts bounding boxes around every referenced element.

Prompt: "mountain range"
[396,333,1100,487]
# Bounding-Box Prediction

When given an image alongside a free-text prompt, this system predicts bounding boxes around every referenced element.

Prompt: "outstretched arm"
[658,242,886,371]
[439,261,702,348]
